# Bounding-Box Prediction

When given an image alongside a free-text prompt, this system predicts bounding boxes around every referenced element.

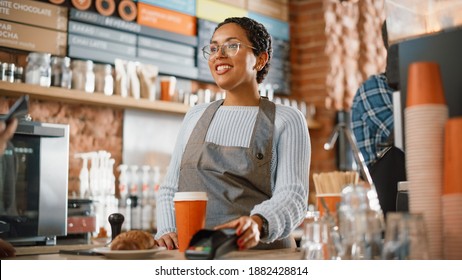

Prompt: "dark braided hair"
[214,17,272,84]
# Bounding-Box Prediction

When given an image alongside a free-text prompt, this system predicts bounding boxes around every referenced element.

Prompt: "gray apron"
[178,98,295,249]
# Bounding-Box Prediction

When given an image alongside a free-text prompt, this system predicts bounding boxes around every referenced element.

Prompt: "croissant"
[110,230,156,250]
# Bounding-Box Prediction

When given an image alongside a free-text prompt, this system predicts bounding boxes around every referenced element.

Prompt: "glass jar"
[25,52,51,87]
[51,56,72,89]
[94,63,114,96]
[72,60,95,93]
[14,66,23,83]
[4,63,15,83]
[0,62,5,81]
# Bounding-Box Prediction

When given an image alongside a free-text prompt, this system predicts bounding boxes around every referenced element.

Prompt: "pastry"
[110,230,156,250]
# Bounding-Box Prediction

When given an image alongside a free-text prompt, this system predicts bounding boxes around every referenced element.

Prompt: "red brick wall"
[290,0,337,204]
[289,0,386,204]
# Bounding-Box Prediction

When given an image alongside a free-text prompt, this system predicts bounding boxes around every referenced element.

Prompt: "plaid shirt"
[351,73,394,167]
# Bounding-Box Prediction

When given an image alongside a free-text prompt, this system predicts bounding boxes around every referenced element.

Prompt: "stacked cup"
[443,117,462,259]
[404,62,448,259]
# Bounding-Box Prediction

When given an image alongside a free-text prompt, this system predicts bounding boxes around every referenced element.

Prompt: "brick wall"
[289,0,386,204]
[290,0,336,204]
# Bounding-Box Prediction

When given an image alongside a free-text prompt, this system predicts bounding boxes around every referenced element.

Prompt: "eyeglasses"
[201,41,256,60]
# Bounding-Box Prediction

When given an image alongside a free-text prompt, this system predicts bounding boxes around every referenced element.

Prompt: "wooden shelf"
[0,81,322,129]
[0,81,190,114]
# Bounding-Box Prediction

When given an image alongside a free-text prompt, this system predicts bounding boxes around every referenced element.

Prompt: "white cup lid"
[173,192,208,201]
[398,181,409,191]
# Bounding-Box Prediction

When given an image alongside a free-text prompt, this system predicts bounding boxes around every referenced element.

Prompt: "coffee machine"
[0,120,69,246]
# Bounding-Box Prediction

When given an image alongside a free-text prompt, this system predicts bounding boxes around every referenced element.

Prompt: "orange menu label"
[137,2,196,36]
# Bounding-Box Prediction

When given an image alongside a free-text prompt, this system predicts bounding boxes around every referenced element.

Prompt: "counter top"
[8,244,302,260]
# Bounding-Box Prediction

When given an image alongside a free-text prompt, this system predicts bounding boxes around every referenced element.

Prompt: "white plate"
[93,246,167,259]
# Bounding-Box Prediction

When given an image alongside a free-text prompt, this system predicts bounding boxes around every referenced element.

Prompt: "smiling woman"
[155,17,311,252]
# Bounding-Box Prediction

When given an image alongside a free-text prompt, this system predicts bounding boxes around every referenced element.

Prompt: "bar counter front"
[7,244,302,260]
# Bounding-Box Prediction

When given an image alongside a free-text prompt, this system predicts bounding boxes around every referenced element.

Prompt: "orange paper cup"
[316,194,342,217]
[444,117,462,194]
[174,192,208,252]
[406,62,446,107]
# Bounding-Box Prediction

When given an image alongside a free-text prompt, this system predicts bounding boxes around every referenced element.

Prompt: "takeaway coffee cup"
[173,192,208,252]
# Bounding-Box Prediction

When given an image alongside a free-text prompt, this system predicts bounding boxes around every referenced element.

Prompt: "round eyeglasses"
[201,42,256,60]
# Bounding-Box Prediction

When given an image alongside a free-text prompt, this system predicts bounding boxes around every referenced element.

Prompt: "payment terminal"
[185,229,238,260]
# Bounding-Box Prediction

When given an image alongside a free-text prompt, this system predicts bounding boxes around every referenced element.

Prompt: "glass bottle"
[25,52,51,87]
[72,60,95,93]
[51,56,72,89]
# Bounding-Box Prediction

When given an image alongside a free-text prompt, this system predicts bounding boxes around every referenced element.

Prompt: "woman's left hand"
[214,216,262,250]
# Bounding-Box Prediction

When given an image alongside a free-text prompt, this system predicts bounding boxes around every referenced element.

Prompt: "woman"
[155,17,310,250]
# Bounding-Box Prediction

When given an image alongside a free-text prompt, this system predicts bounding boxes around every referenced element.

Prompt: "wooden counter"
[8,244,302,260]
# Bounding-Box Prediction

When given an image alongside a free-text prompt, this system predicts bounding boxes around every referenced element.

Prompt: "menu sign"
[137,2,196,36]
[0,0,68,31]
[0,20,67,56]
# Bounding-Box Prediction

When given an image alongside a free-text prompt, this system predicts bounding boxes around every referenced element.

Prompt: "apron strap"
[186,99,224,145]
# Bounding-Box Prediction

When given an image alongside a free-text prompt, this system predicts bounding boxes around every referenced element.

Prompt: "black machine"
[185,229,238,260]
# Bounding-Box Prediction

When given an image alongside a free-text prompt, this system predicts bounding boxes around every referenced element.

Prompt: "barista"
[0,117,18,258]
[155,17,311,250]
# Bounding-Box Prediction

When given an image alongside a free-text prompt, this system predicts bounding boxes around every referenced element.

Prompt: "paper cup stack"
[443,117,462,259]
[405,62,447,259]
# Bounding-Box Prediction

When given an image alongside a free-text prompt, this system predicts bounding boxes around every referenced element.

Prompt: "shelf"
[0,81,323,129]
[0,81,191,114]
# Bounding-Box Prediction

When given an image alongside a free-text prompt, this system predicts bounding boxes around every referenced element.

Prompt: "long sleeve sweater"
[155,102,311,243]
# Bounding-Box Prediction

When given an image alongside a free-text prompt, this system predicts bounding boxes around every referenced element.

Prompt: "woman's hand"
[215,215,262,250]
[156,232,179,250]
[0,119,18,155]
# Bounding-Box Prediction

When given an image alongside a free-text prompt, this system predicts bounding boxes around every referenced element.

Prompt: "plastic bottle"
[117,164,129,232]
[129,165,141,230]
[150,166,161,233]
[88,152,99,198]
[74,153,91,198]
[105,158,119,234]
[88,152,104,233]
[141,165,151,231]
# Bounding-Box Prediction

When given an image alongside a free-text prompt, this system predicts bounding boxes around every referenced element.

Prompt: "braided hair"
[215,17,272,84]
